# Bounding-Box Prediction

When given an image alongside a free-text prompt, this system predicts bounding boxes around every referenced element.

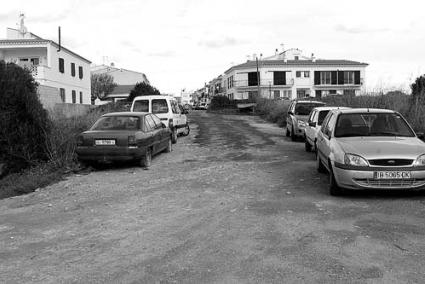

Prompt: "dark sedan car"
[76,112,172,168]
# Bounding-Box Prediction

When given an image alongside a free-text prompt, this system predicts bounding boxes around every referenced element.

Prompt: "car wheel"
[165,137,172,153]
[171,128,178,144]
[286,127,290,137]
[181,124,190,136]
[313,140,317,153]
[304,137,312,152]
[329,163,344,196]
[316,152,326,173]
[140,148,152,168]
[291,126,296,141]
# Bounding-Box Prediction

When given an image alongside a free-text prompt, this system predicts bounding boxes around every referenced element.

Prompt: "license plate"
[95,139,115,146]
[374,171,411,179]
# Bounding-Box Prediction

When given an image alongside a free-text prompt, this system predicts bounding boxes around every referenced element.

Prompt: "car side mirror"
[417,132,425,141]
[288,111,293,115]
[161,123,167,128]
[309,122,316,127]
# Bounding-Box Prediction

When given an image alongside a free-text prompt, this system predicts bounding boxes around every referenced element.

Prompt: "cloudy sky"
[1,0,424,94]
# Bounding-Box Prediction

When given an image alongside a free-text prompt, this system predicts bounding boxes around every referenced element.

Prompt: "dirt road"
[2,111,425,283]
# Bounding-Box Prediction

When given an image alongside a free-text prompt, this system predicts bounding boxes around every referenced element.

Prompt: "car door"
[317,113,337,171]
[145,114,161,154]
[151,114,168,150]
[305,110,316,144]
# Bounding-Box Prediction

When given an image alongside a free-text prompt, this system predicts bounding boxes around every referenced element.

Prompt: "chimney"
[311,53,316,62]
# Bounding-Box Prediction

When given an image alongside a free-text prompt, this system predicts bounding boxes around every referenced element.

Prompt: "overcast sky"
[1,0,424,94]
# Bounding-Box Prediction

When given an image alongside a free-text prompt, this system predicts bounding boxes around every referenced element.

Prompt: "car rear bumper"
[76,146,146,162]
[333,165,425,190]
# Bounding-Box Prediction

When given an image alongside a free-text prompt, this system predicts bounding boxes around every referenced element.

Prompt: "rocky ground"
[1,111,425,283]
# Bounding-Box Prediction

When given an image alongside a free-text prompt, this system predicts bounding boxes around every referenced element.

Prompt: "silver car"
[286,100,326,141]
[316,108,425,195]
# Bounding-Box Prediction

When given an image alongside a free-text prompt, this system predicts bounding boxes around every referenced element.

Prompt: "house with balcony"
[91,63,150,103]
[0,17,91,109]
[223,48,368,100]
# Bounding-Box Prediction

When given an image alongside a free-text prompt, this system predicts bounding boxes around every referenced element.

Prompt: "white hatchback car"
[304,107,350,152]
[131,95,189,143]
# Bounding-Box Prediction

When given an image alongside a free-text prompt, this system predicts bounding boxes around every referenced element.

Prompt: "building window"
[228,93,234,100]
[296,71,301,78]
[80,91,83,104]
[273,71,286,85]
[71,63,76,77]
[304,71,310,78]
[72,90,76,103]
[60,88,65,102]
[78,66,83,79]
[273,90,280,99]
[59,58,65,73]
[295,56,299,60]
[320,71,332,85]
[329,90,337,95]
[227,75,234,89]
[248,72,259,86]
[296,89,307,98]
[343,71,355,84]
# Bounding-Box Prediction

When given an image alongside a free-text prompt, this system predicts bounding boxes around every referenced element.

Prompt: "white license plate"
[95,139,115,146]
[374,171,411,179]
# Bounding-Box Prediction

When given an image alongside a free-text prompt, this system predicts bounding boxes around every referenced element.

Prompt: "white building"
[223,48,368,100]
[0,16,91,108]
[91,64,149,103]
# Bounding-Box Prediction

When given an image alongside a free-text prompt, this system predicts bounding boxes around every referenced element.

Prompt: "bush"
[0,61,51,175]
[255,98,290,127]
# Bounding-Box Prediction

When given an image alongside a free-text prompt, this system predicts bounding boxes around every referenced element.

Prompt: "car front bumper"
[76,146,146,162]
[333,163,425,190]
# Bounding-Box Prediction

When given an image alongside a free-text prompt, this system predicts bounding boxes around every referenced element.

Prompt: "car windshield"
[318,110,330,125]
[91,116,140,131]
[334,113,415,138]
[295,103,325,115]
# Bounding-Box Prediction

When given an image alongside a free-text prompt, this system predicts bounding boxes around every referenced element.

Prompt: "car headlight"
[414,154,425,166]
[344,153,368,167]
[298,120,307,128]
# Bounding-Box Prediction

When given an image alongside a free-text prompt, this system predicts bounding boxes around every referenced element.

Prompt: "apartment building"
[0,16,91,108]
[223,48,368,100]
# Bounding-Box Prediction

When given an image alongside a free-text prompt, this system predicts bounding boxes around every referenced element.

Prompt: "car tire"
[305,137,312,152]
[316,152,326,173]
[165,137,172,153]
[171,128,178,144]
[286,127,290,137]
[140,148,152,168]
[329,165,344,196]
[181,124,190,136]
[291,126,296,141]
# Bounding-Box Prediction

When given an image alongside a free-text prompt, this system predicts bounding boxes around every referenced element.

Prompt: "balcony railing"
[233,79,294,88]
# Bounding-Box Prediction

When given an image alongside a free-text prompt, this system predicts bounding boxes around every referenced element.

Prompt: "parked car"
[304,106,350,152]
[130,95,188,143]
[316,108,425,195]
[197,102,208,110]
[286,100,326,141]
[76,112,172,168]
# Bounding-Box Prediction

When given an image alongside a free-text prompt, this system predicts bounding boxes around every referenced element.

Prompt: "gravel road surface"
[1,111,425,283]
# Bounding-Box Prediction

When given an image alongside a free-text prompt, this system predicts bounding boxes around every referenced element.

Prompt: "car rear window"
[91,116,140,131]
[152,99,168,114]
[133,100,149,112]
[295,103,325,115]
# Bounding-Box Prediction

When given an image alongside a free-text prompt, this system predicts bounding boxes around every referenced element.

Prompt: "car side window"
[151,114,163,129]
[325,114,337,137]
[308,110,316,123]
[133,100,149,112]
[145,115,156,131]
[152,99,169,114]
[171,101,180,114]
[288,102,294,114]
[321,113,332,135]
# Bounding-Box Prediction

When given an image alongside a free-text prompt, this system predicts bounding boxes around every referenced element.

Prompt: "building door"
[296,89,306,99]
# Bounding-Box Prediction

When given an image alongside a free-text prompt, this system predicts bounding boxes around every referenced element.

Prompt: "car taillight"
[168,118,173,128]
[128,135,136,146]
[77,135,84,146]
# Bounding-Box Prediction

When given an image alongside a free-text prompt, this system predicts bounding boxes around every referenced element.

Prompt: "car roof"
[333,108,396,114]
[313,106,350,111]
[132,95,174,101]
[102,111,149,117]
[293,100,325,104]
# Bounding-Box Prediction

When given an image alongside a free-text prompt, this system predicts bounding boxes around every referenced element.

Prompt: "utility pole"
[256,56,260,100]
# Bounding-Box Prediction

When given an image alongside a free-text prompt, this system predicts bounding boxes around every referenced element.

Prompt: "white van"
[131,95,189,143]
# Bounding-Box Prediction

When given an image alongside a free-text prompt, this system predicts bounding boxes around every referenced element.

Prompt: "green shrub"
[0,61,51,174]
